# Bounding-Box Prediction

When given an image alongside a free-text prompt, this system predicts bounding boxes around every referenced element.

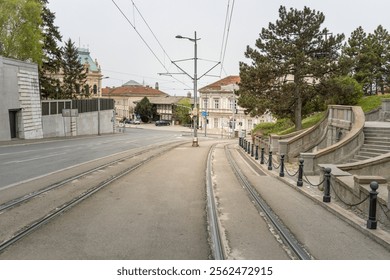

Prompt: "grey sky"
[48,0,390,96]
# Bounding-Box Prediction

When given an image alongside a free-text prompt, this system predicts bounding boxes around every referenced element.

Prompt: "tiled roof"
[199,75,240,92]
[102,84,169,97]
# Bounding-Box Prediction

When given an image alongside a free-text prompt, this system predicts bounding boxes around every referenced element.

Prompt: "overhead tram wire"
[111,0,191,90]
[219,0,235,77]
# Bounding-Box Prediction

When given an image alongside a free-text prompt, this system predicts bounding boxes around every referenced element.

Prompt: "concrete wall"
[301,106,365,174]
[0,56,43,141]
[42,110,114,137]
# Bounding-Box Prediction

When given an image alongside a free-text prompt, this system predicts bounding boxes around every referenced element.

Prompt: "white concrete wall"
[42,110,114,137]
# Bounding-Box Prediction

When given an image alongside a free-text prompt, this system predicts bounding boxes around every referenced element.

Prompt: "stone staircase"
[349,125,390,162]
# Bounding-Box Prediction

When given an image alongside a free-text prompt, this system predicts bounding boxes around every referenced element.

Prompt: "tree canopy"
[341,25,390,95]
[0,0,43,64]
[39,0,63,99]
[135,97,155,122]
[61,38,87,99]
[238,6,344,130]
[174,98,192,124]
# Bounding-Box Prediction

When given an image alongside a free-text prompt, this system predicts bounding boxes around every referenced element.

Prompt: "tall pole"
[193,31,198,147]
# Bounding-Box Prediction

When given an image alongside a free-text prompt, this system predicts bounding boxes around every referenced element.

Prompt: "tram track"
[0,140,185,254]
[206,142,312,260]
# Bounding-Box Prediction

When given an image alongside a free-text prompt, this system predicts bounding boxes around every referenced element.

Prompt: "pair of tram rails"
[0,141,310,259]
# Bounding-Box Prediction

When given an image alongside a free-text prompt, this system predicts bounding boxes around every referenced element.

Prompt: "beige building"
[102,80,170,121]
[77,48,104,97]
[199,76,275,136]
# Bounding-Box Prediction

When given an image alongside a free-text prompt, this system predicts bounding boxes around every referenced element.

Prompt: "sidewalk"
[237,143,390,253]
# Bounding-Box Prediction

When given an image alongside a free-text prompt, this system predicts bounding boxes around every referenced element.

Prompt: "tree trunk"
[295,91,302,130]
[294,75,303,131]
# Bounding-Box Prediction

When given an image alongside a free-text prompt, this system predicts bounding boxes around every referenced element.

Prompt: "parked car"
[155,120,170,126]
[124,119,141,124]
[134,119,141,124]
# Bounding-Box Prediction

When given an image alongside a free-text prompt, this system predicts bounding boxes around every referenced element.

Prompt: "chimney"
[155,82,159,90]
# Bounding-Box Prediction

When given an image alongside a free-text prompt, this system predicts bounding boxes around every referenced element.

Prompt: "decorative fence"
[238,137,390,230]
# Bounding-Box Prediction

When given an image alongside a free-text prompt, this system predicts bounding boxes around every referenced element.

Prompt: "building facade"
[102,80,170,121]
[49,47,104,99]
[199,76,274,136]
[0,56,43,141]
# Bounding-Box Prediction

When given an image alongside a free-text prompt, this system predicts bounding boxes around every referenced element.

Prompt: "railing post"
[279,154,285,177]
[251,143,254,157]
[297,159,304,187]
[268,151,273,170]
[260,148,264,164]
[322,167,332,202]
[255,145,259,160]
[367,181,379,229]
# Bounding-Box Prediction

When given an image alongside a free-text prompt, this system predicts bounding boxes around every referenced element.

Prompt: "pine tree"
[38,0,63,99]
[342,25,390,95]
[62,38,86,99]
[238,6,344,130]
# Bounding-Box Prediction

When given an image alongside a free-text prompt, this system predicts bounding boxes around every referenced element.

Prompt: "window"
[214,98,220,109]
[229,99,237,110]
[214,118,219,128]
[203,98,209,109]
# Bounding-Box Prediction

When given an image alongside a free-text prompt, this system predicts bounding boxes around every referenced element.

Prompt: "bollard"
[255,145,259,160]
[247,142,251,155]
[297,159,304,187]
[322,167,331,202]
[279,154,285,177]
[367,181,379,229]
[260,148,265,164]
[244,139,247,152]
[251,143,254,157]
[268,151,273,170]
[239,137,242,147]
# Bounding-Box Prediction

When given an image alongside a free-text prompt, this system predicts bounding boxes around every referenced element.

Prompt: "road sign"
[201,111,209,117]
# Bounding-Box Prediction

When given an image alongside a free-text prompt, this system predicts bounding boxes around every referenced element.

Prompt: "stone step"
[353,154,373,161]
[364,137,390,143]
[357,151,383,158]
[359,147,390,154]
[364,131,390,137]
[362,144,390,151]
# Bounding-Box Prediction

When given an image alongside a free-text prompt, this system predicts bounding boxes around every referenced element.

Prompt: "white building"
[199,76,265,136]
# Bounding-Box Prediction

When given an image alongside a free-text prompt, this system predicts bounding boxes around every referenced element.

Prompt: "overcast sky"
[48,0,390,96]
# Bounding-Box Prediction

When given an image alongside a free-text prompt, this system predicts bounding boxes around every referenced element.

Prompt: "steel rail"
[225,145,312,260]
[205,144,225,260]
[0,141,183,213]
[0,142,183,253]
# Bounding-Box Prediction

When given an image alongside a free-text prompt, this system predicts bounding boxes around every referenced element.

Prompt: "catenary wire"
[111,0,192,90]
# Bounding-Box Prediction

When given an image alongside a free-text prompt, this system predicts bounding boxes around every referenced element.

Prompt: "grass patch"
[253,112,325,136]
[253,94,390,137]
[357,94,390,112]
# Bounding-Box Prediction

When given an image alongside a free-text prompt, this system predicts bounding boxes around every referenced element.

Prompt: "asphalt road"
[0,139,214,259]
[0,127,186,189]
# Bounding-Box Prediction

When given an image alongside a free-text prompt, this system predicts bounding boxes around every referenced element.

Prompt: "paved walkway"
[235,142,390,254]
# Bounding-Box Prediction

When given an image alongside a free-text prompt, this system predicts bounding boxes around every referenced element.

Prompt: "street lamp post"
[176,32,200,147]
[97,76,109,136]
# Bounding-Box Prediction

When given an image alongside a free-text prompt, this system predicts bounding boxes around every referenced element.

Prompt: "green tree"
[38,0,63,99]
[174,98,192,124]
[61,38,86,99]
[238,6,344,130]
[342,25,390,95]
[0,0,43,64]
[135,97,154,122]
[316,76,363,106]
